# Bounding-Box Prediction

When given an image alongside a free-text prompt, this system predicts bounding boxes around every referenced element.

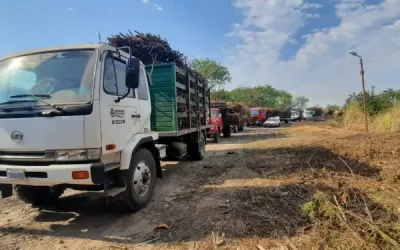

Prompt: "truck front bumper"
[0,162,104,186]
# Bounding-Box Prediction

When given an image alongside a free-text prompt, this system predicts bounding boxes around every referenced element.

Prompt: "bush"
[373,105,400,133]
[343,102,369,131]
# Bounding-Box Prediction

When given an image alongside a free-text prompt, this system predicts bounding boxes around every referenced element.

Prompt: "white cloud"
[153,3,163,11]
[141,0,149,3]
[227,0,400,106]
[302,2,323,9]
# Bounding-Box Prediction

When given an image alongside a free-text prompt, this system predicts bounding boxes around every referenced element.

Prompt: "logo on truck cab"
[110,108,125,118]
[11,131,23,143]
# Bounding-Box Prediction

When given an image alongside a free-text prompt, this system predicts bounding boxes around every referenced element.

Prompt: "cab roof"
[0,44,117,61]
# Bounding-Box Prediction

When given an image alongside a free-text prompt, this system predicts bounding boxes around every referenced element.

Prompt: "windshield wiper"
[0,100,37,106]
[9,94,63,112]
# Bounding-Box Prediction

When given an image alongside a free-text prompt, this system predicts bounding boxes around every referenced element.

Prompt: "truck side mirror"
[126,58,140,89]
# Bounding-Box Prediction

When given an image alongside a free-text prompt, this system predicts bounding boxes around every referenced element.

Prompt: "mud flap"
[0,184,13,198]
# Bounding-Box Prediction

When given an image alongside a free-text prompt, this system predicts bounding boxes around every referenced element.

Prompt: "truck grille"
[0,151,56,163]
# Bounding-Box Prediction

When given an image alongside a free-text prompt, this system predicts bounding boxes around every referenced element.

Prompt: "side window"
[103,57,118,95]
[114,60,134,98]
[103,56,134,98]
[137,66,149,100]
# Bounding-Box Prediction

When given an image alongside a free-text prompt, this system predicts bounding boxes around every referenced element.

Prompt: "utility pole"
[349,51,368,132]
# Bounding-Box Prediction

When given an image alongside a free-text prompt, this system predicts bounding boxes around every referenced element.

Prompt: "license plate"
[6,169,25,179]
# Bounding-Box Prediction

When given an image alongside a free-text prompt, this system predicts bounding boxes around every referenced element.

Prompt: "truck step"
[105,163,120,172]
[105,187,126,197]
[156,144,167,159]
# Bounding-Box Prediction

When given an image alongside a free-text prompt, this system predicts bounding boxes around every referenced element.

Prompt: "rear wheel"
[123,148,156,212]
[191,132,206,160]
[223,125,231,138]
[15,185,64,206]
[233,125,238,133]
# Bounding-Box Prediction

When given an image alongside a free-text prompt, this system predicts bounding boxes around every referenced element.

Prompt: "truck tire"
[15,185,64,206]
[191,132,206,160]
[123,148,156,212]
[223,125,231,138]
[213,129,220,143]
[233,125,238,133]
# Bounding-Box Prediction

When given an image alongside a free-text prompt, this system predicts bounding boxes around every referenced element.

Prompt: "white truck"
[0,44,211,211]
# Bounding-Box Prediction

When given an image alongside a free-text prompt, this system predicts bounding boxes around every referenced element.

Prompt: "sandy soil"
[0,123,399,250]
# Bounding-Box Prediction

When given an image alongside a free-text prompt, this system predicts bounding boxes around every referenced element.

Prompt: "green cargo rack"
[146,63,211,137]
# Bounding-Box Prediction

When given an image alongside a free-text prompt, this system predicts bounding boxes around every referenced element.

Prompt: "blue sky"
[1,0,400,106]
[0,0,240,61]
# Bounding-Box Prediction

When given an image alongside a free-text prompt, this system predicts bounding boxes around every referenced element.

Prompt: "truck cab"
[0,44,174,211]
[207,108,222,140]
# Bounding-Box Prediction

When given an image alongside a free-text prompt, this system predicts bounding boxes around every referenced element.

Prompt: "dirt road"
[0,124,399,250]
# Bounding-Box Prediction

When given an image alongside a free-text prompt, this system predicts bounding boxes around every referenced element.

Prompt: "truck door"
[100,52,142,153]
[136,66,151,132]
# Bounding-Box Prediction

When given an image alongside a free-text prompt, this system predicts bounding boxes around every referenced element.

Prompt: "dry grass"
[343,102,371,131]
[328,103,400,133]
[373,105,400,133]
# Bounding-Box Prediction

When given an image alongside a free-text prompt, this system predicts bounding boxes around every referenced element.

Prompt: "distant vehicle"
[207,108,223,143]
[263,117,280,127]
[305,107,323,119]
[303,110,313,120]
[290,110,304,121]
[250,107,267,126]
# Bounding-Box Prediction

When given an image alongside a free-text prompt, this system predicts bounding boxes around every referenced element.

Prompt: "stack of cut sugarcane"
[107,30,185,67]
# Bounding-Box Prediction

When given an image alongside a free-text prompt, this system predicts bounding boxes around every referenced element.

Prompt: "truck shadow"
[0,145,383,246]
[212,130,288,145]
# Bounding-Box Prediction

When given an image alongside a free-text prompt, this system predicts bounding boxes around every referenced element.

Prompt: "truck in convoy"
[250,107,267,126]
[0,44,211,211]
[210,101,247,137]
[306,107,323,118]
[210,101,232,138]
[206,107,223,143]
[290,110,304,121]
[250,107,291,125]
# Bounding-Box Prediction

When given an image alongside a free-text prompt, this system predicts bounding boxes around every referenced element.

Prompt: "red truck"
[250,107,268,126]
[207,107,223,143]
[250,107,291,126]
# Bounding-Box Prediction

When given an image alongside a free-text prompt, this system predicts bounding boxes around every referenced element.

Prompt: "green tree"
[291,96,309,111]
[191,58,231,90]
[326,104,341,110]
[345,88,400,115]
[211,89,231,101]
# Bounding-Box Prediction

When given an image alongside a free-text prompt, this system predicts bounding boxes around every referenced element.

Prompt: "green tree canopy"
[345,88,400,115]
[210,85,308,110]
[191,58,231,90]
[291,96,310,111]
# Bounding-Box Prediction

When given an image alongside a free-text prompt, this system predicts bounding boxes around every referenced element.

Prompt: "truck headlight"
[55,149,101,161]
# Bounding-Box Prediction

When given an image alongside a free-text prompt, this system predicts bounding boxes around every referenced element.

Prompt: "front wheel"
[15,185,64,206]
[123,148,156,212]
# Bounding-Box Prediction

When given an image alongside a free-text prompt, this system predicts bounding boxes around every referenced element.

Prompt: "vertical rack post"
[186,68,192,129]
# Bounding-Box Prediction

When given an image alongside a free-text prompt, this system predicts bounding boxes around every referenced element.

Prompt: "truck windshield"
[251,110,259,115]
[211,110,219,117]
[0,50,96,106]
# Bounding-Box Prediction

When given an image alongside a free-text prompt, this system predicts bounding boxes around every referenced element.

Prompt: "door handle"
[132,114,141,118]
